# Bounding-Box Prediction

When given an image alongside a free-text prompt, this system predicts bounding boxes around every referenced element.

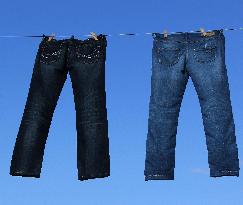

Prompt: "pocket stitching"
[193,47,217,63]
[73,43,105,64]
[155,46,182,67]
[39,42,65,65]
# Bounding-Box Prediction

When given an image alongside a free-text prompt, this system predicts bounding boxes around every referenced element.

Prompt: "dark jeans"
[10,35,110,181]
[144,30,240,180]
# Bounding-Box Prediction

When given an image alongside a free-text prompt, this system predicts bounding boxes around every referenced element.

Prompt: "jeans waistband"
[153,29,224,42]
[40,34,107,47]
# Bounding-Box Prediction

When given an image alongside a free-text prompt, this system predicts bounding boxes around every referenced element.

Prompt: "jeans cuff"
[210,169,239,177]
[10,170,40,178]
[78,172,110,181]
[145,172,174,180]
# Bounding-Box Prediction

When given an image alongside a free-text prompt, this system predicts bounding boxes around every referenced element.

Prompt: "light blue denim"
[144,30,240,180]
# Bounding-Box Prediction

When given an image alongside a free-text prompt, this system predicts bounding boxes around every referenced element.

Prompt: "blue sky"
[0,0,243,204]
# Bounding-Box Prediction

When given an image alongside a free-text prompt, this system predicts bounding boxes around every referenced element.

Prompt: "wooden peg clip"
[48,33,55,41]
[163,30,168,38]
[90,32,98,40]
[200,28,207,36]
[200,28,215,37]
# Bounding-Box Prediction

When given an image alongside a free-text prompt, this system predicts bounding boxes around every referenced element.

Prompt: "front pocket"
[193,42,217,63]
[154,46,182,67]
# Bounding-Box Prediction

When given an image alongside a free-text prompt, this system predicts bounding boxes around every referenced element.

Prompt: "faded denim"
[10,35,110,181]
[145,30,239,180]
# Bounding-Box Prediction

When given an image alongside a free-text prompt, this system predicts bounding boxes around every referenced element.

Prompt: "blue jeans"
[10,35,110,181]
[144,30,240,180]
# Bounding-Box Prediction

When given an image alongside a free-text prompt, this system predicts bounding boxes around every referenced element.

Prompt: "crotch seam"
[181,55,187,74]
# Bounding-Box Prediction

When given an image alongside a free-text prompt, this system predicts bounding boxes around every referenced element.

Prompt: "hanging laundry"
[10,34,110,181]
[144,29,240,180]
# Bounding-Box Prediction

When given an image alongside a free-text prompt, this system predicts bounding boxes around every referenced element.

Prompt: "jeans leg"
[69,59,110,181]
[144,57,189,180]
[189,37,239,177]
[10,40,68,177]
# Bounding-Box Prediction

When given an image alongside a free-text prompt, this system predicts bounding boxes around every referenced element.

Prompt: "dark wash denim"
[10,34,110,181]
[144,30,240,180]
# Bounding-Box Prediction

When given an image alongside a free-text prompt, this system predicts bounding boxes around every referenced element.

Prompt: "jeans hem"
[145,173,174,181]
[10,170,40,178]
[78,172,110,181]
[210,170,239,177]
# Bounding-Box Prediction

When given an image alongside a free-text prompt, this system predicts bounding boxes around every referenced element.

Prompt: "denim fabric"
[144,30,240,180]
[10,34,110,181]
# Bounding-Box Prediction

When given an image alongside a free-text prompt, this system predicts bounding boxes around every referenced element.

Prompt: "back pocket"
[154,45,182,67]
[192,39,217,63]
[39,41,65,65]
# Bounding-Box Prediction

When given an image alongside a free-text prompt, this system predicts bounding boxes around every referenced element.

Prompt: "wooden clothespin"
[200,28,207,36]
[163,30,168,38]
[200,28,215,37]
[48,33,55,41]
[90,32,98,40]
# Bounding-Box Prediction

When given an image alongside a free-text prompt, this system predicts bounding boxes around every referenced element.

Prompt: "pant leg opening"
[210,169,239,177]
[78,172,110,181]
[10,170,40,178]
[145,172,174,181]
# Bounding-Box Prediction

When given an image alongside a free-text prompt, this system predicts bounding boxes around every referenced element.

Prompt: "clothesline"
[0,27,243,38]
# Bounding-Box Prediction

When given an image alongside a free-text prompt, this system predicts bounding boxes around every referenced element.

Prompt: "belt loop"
[99,34,106,47]
[185,32,188,41]
[40,34,47,44]
[69,35,75,44]
[181,59,187,74]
